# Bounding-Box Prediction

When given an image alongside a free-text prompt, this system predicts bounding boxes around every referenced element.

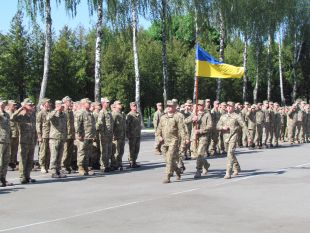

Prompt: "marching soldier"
[36,98,51,173]
[287,104,298,145]
[153,102,164,155]
[181,100,193,159]
[255,103,265,149]
[7,100,19,171]
[209,100,221,156]
[246,104,256,149]
[91,101,101,169]
[11,98,37,184]
[241,102,250,147]
[156,100,188,183]
[0,98,13,187]
[273,102,281,147]
[47,100,67,178]
[217,101,250,179]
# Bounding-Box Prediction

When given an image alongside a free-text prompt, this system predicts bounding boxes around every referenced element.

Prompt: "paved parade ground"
[1,133,310,233]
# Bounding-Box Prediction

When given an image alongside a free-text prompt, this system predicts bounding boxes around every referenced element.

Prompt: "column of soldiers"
[0,97,142,187]
[154,98,310,183]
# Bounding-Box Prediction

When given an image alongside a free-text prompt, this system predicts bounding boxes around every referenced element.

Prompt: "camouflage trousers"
[280,125,286,141]
[224,141,240,174]
[242,127,248,147]
[263,123,271,145]
[61,139,74,171]
[209,128,219,154]
[0,142,10,180]
[38,139,50,170]
[9,137,18,169]
[128,137,140,163]
[100,136,114,169]
[248,128,256,146]
[76,139,93,170]
[18,143,35,180]
[295,122,304,143]
[154,135,163,153]
[49,139,65,174]
[255,124,263,147]
[191,137,210,171]
[112,138,125,168]
[272,124,281,145]
[162,142,180,176]
[287,123,296,143]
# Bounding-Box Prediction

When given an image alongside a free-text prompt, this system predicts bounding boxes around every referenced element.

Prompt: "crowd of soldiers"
[153,98,310,183]
[0,97,142,187]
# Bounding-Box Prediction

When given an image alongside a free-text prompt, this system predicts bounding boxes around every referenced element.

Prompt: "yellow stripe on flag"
[196,60,244,78]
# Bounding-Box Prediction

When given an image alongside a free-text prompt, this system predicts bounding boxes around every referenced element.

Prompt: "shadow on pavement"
[0,187,25,195]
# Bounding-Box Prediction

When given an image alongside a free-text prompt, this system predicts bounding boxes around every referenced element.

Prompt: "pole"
[195,76,199,147]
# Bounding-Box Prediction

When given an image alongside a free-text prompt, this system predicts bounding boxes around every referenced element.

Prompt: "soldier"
[61,96,76,173]
[181,100,193,159]
[305,104,310,143]
[36,98,51,173]
[112,100,126,170]
[295,101,306,143]
[11,98,37,184]
[210,100,221,156]
[156,100,188,183]
[0,98,13,187]
[279,107,287,142]
[273,102,281,147]
[47,100,67,178]
[287,104,298,145]
[268,101,275,147]
[153,102,164,155]
[97,97,114,172]
[7,100,19,171]
[255,103,265,149]
[188,100,212,178]
[205,99,211,111]
[262,100,271,148]
[91,101,101,169]
[75,98,96,175]
[246,105,256,149]
[218,102,227,154]
[235,102,243,147]
[217,101,250,179]
[241,102,250,147]
[126,102,142,168]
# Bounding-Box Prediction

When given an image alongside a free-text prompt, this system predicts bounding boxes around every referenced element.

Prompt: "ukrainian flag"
[195,44,244,78]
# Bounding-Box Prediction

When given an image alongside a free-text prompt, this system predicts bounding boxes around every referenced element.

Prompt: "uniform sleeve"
[153,112,158,130]
[75,113,84,138]
[36,111,42,138]
[216,116,224,131]
[126,114,131,138]
[155,116,163,138]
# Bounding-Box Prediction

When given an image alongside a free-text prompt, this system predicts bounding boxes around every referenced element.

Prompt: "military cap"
[166,100,177,106]
[251,104,256,109]
[80,98,91,104]
[101,97,110,103]
[185,99,193,105]
[221,102,227,106]
[130,102,137,106]
[227,101,235,107]
[0,98,7,104]
[92,101,101,106]
[269,101,274,104]
[171,99,178,104]
[55,100,62,105]
[263,100,269,104]
[197,100,205,105]
[114,100,122,105]
[257,102,262,106]
[156,102,162,106]
[244,101,250,105]
[8,100,17,105]
[22,98,34,105]
[62,96,72,102]
[205,98,211,102]
[40,98,50,105]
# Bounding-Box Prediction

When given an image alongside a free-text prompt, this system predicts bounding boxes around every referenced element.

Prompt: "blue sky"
[0,0,151,34]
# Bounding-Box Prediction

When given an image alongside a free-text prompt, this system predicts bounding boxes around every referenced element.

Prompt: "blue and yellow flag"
[195,44,244,78]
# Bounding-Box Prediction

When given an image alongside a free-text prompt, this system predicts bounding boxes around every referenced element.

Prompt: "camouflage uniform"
[306,107,310,143]
[62,107,75,172]
[0,107,11,186]
[75,100,96,174]
[97,109,114,170]
[126,108,141,167]
[11,101,37,183]
[245,106,256,148]
[295,106,305,143]
[153,109,165,154]
[287,106,298,144]
[241,105,249,147]
[36,107,50,171]
[91,105,101,169]
[47,106,67,177]
[217,102,248,178]
[263,105,272,147]
[209,108,221,155]
[181,109,192,158]
[272,107,281,146]
[255,107,265,148]
[156,101,188,183]
[7,104,19,170]
[279,108,287,142]
[112,108,126,169]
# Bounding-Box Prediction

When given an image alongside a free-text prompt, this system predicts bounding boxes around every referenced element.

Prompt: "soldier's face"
[167,105,176,113]
[227,105,234,113]
[131,104,137,111]
[214,102,219,108]
[84,102,90,110]
[157,105,163,111]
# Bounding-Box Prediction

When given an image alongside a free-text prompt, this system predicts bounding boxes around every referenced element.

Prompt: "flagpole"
[195,76,199,147]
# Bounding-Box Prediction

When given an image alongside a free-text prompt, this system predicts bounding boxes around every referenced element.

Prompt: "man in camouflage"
[287,104,298,145]
[126,102,142,168]
[272,102,281,147]
[246,104,256,149]
[11,98,37,184]
[210,100,221,156]
[75,98,96,175]
[217,101,250,179]
[156,100,188,183]
[181,100,193,159]
[91,101,101,169]
[255,103,265,149]
[0,98,13,187]
[7,100,19,171]
[97,97,115,172]
[153,102,164,155]
[241,102,250,147]
[36,98,51,173]
[47,100,67,178]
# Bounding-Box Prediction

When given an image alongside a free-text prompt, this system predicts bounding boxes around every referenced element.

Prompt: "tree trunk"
[94,0,103,102]
[38,0,51,102]
[253,38,259,104]
[242,35,248,102]
[161,0,168,107]
[217,10,225,101]
[132,0,144,127]
[267,33,272,101]
[278,31,285,105]
[291,32,302,102]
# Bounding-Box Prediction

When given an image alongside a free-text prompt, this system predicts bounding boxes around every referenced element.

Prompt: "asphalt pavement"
[1,134,310,233]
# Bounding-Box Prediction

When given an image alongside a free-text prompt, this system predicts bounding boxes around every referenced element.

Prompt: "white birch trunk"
[38,0,51,102]
[267,33,272,101]
[217,10,225,101]
[278,31,285,105]
[132,0,144,127]
[253,41,259,104]
[292,32,302,102]
[242,35,248,102]
[161,0,168,106]
[94,0,103,102]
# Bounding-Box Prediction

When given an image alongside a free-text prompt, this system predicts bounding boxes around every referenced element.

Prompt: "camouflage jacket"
[97,109,114,138]
[112,111,126,140]
[64,109,75,139]
[47,110,67,140]
[245,111,256,130]
[75,109,96,140]
[7,110,19,138]
[255,110,265,125]
[0,110,11,143]
[153,110,164,131]
[186,111,213,140]
[36,109,50,139]
[126,111,141,138]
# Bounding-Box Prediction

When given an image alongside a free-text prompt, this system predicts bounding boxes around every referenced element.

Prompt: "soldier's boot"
[224,171,231,179]
[0,177,13,187]
[154,149,161,155]
[175,169,181,181]
[27,178,36,183]
[20,178,28,184]
[51,173,60,178]
[41,167,48,174]
[203,162,210,175]
[163,174,171,184]
[78,166,87,176]
[232,170,239,177]
[194,170,201,179]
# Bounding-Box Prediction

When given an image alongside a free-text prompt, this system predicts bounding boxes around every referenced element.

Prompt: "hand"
[159,137,164,143]
[185,139,189,144]
[192,116,198,122]
[195,129,200,135]
[222,126,229,131]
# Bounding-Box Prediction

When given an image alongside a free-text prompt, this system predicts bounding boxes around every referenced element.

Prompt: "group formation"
[153,99,310,183]
[0,97,142,187]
